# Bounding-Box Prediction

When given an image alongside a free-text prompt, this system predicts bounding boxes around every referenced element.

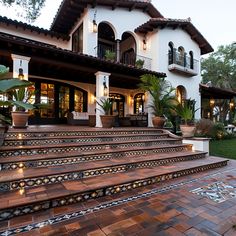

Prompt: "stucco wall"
[149,28,202,119]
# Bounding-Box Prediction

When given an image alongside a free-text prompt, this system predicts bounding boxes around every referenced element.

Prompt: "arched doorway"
[97,22,116,59]
[134,93,145,114]
[120,32,136,65]
[109,93,125,117]
[176,85,187,104]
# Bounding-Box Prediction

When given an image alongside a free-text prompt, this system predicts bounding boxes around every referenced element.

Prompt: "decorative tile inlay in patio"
[190,181,236,203]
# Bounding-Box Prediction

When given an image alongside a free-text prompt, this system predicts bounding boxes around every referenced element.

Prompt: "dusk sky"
[0,0,235,53]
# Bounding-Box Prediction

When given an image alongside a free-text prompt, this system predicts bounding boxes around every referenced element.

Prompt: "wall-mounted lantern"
[93,10,98,33]
[18,60,24,80]
[143,34,147,50]
[103,76,108,96]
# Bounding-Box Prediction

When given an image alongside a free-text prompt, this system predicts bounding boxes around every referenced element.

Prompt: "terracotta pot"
[152,116,166,128]
[12,111,29,128]
[180,124,196,138]
[100,115,115,128]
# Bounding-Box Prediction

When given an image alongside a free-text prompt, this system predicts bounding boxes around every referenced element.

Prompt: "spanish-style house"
[0,0,213,127]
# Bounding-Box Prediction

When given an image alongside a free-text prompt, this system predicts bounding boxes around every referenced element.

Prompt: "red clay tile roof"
[0,32,166,84]
[50,0,163,34]
[0,15,69,41]
[135,18,213,55]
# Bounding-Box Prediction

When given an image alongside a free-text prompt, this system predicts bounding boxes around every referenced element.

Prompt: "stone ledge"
[183,137,210,155]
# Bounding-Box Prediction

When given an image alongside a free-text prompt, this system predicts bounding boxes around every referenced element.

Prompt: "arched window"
[176,86,187,104]
[177,46,185,66]
[168,42,174,64]
[134,93,145,114]
[189,51,194,69]
[97,22,116,59]
[121,32,136,65]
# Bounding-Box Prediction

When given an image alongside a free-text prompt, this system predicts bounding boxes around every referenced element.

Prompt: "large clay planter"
[152,116,166,128]
[180,124,196,138]
[12,111,29,128]
[100,115,115,128]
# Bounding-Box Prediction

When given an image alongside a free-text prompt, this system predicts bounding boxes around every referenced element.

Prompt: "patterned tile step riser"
[3,134,169,147]
[0,153,206,192]
[0,140,182,158]
[5,130,163,139]
[0,161,227,221]
[1,146,191,170]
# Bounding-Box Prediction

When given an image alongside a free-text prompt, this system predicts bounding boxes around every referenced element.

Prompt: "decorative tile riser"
[0,140,182,158]
[0,161,227,221]
[0,153,206,192]
[5,130,163,139]
[3,135,169,147]
[1,146,190,170]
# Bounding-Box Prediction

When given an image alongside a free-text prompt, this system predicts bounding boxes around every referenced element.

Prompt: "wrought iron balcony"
[168,51,199,76]
[94,44,152,70]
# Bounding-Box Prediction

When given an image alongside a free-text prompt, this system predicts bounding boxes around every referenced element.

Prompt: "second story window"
[72,23,83,53]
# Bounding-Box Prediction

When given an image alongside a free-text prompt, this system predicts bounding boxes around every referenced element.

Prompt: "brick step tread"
[0,150,206,182]
[0,156,228,211]
[0,143,191,163]
[0,138,179,151]
[5,128,164,137]
[4,133,168,141]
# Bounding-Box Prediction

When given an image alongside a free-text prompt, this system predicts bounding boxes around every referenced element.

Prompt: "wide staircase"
[0,127,228,222]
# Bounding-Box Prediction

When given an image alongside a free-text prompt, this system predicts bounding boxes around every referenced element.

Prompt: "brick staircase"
[0,126,228,222]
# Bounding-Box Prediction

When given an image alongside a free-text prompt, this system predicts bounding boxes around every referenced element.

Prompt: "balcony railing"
[95,44,152,70]
[168,51,199,76]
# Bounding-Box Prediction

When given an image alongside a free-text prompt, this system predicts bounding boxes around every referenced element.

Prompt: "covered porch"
[0,32,165,127]
[200,83,236,123]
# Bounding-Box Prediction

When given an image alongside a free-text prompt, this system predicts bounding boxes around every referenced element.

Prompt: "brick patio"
[0,126,235,236]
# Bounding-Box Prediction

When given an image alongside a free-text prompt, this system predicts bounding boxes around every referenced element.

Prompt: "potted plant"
[139,74,176,128]
[104,50,116,61]
[0,65,38,128]
[96,97,115,128]
[135,59,144,69]
[175,99,197,137]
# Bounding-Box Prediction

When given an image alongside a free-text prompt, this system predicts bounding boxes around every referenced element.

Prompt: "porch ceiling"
[200,84,236,99]
[51,0,163,34]
[0,32,165,89]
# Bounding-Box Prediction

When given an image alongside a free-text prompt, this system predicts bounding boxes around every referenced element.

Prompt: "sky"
[0,0,236,53]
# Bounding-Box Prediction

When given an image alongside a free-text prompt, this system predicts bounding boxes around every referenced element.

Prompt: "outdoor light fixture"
[209,99,215,106]
[143,35,147,50]
[93,10,98,33]
[142,93,145,102]
[143,39,147,50]
[230,101,234,110]
[103,77,108,96]
[18,60,24,80]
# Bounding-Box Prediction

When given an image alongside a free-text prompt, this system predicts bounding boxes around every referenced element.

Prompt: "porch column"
[11,54,31,80]
[95,71,111,127]
[116,39,120,62]
[146,92,154,127]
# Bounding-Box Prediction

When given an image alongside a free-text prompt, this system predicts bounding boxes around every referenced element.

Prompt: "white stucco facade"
[0,1,212,125]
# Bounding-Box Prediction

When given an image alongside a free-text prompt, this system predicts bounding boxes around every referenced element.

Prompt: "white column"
[146,92,154,127]
[95,71,111,127]
[11,54,31,80]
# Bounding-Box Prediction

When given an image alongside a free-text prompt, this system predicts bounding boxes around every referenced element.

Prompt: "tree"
[201,43,236,89]
[0,0,46,22]
[201,43,236,123]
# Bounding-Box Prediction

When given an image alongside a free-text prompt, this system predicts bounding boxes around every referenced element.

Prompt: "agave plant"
[175,99,198,125]
[96,97,113,115]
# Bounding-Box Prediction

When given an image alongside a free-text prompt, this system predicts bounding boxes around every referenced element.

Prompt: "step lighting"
[17,133,22,139]
[19,188,25,195]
